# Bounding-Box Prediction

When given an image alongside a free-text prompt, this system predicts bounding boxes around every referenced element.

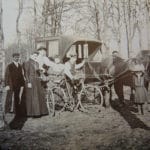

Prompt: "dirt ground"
[0,87,150,150]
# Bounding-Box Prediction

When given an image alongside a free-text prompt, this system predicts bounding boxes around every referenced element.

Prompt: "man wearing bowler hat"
[5,53,25,117]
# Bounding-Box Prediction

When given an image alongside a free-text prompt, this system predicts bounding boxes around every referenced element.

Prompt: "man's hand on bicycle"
[71,78,76,85]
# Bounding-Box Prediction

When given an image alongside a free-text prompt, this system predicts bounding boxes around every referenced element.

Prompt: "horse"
[100,57,135,106]
[103,56,150,107]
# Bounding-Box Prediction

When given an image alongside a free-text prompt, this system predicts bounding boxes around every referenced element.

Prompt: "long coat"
[23,59,48,117]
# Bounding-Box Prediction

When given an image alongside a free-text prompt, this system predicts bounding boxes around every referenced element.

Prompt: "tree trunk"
[117,0,122,52]
[93,0,101,40]
[0,0,4,49]
[146,1,150,49]
[137,24,142,51]
[16,0,23,48]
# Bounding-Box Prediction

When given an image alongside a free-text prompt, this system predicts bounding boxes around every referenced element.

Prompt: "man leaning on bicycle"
[64,54,85,95]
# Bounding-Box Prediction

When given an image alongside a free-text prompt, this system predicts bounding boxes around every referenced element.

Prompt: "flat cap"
[12,53,20,57]
[37,46,47,51]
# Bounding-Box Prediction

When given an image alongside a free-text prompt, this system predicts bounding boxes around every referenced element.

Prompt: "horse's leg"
[103,86,110,108]
[114,80,124,105]
[144,80,149,91]
[130,87,135,104]
[109,85,112,102]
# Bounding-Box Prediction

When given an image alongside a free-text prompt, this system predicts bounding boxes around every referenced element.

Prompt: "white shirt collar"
[13,61,19,67]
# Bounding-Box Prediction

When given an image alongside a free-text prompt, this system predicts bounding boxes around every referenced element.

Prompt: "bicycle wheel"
[52,87,67,114]
[77,84,103,112]
[46,89,55,116]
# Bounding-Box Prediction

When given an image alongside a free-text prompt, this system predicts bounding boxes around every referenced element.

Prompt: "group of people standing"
[4,47,150,118]
[110,51,150,114]
[4,47,85,118]
[5,49,47,118]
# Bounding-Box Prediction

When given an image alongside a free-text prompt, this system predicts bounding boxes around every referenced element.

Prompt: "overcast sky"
[3,0,18,45]
[2,0,41,45]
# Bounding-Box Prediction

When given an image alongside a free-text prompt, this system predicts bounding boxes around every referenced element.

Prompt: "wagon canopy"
[59,35,102,60]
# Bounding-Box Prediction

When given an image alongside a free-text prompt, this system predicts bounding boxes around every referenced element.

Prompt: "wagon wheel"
[77,84,103,113]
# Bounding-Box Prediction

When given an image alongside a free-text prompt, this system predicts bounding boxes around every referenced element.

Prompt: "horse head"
[100,56,128,77]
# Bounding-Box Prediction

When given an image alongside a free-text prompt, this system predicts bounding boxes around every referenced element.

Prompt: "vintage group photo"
[0,0,150,149]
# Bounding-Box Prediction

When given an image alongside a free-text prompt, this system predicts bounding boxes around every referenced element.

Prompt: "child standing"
[132,59,149,115]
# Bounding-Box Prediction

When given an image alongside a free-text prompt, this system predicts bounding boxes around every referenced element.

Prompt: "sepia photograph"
[0,0,150,149]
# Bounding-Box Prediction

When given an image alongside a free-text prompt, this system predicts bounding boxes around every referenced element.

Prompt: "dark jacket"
[113,56,124,65]
[112,56,127,76]
[146,62,150,77]
[5,62,25,90]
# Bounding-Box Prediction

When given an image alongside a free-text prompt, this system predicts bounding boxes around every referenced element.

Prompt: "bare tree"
[146,0,150,49]
[0,0,5,79]
[20,0,42,57]
[16,0,24,47]
[42,0,80,37]
[42,0,65,36]
[109,0,123,51]
[122,0,147,57]
[9,0,150,59]
[0,0,4,49]
[33,0,37,36]
[73,0,112,56]
[122,0,139,57]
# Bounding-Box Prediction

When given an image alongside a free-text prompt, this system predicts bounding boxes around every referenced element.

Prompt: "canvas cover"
[58,35,102,61]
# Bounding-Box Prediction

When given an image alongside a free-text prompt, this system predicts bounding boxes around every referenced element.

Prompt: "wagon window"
[93,50,102,61]
[66,45,76,57]
[37,41,46,49]
[78,45,82,58]
[83,44,88,58]
[48,40,59,57]
[76,44,88,59]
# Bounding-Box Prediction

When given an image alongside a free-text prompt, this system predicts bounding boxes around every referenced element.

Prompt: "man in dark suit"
[110,51,126,106]
[5,53,25,117]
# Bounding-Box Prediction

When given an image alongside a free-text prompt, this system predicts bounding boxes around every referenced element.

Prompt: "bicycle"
[46,74,75,116]
[74,79,103,113]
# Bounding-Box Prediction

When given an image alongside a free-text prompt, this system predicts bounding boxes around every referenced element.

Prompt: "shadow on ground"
[111,99,150,130]
[8,115,27,130]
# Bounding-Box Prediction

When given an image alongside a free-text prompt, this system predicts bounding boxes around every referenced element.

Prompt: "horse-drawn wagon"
[35,35,111,116]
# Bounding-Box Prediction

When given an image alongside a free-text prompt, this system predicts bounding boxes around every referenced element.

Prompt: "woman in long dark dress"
[23,52,48,117]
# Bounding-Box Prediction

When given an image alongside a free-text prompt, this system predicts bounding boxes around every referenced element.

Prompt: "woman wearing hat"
[23,52,48,117]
